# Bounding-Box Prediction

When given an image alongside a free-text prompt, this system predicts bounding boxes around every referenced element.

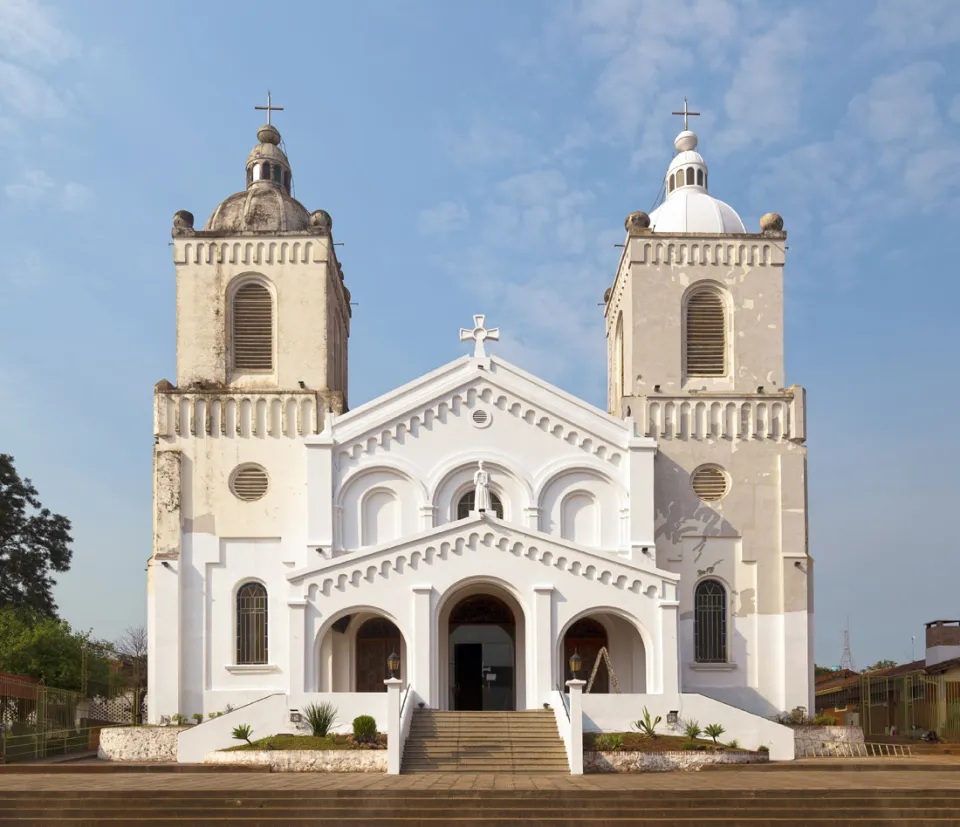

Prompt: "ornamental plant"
[191,713,204,725]
[303,701,338,737]
[170,713,188,725]
[683,720,702,740]
[352,715,378,744]
[232,723,254,745]
[631,707,661,739]
[594,733,624,751]
[704,723,726,744]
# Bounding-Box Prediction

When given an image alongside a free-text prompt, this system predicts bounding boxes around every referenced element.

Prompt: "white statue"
[474,461,491,513]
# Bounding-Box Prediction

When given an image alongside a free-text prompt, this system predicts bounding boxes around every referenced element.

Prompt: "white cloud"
[1,247,47,290]
[4,169,54,205]
[4,170,93,211]
[417,201,469,236]
[868,0,960,51]
[0,60,66,119]
[0,0,78,65]
[446,117,531,167]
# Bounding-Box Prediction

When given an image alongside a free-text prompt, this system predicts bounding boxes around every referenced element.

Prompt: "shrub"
[191,713,204,725]
[232,723,254,745]
[207,712,223,720]
[303,702,338,737]
[727,738,740,749]
[683,720,702,740]
[758,745,769,753]
[704,723,726,744]
[631,707,661,739]
[352,715,378,744]
[170,713,188,725]
[595,733,624,751]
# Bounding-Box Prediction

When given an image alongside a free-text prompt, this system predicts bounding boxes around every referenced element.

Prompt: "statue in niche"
[474,461,491,513]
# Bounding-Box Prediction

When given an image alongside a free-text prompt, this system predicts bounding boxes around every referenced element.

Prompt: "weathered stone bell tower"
[604,112,814,717]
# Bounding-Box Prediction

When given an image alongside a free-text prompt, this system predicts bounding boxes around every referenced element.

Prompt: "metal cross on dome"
[255,90,284,125]
[671,97,700,131]
[460,314,500,358]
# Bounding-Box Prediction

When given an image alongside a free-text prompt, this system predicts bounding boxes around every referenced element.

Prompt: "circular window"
[230,464,269,501]
[691,465,728,502]
[471,409,492,429]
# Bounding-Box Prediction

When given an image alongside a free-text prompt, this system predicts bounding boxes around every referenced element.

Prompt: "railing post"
[565,679,585,775]
[385,678,402,775]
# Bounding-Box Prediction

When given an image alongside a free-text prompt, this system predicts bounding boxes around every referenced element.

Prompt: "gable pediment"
[288,515,677,597]
[321,356,645,470]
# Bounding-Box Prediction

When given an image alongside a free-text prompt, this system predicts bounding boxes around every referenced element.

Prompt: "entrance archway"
[563,618,609,693]
[355,617,402,692]
[314,611,407,692]
[438,584,526,711]
[558,611,648,694]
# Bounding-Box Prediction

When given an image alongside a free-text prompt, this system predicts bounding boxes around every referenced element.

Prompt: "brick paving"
[1,765,959,793]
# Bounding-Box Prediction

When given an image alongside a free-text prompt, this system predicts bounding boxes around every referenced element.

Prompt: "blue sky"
[1,0,957,669]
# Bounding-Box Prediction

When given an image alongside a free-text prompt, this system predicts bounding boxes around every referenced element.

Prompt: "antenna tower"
[839,618,856,671]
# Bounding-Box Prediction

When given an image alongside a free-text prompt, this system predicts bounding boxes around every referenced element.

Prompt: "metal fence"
[860,674,960,741]
[0,674,145,763]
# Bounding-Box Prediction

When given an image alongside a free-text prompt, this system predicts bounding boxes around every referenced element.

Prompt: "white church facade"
[147,109,813,758]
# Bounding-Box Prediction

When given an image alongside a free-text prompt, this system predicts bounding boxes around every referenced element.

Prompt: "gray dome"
[204,122,310,233]
[205,186,310,233]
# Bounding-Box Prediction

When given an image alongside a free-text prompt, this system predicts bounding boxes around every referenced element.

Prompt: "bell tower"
[603,110,813,716]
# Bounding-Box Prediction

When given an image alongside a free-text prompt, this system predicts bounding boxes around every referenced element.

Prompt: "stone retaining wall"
[794,725,864,757]
[204,749,387,772]
[98,727,187,762]
[585,750,768,773]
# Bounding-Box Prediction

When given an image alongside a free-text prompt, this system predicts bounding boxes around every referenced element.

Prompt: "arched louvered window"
[669,174,675,192]
[697,169,704,186]
[676,168,685,186]
[231,282,274,371]
[694,579,727,663]
[236,582,268,664]
[685,289,726,377]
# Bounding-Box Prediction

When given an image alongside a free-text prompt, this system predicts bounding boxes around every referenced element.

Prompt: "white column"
[305,433,334,552]
[658,580,680,696]
[411,586,433,706]
[385,677,402,774]
[627,436,657,556]
[147,559,181,724]
[523,506,541,531]
[565,679,585,775]
[287,599,307,699]
[532,586,554,707]
[419,505,437,531]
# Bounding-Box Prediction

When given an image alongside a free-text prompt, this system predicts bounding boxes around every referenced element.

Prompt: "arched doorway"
[447,594,516,710]
[563,618,609,693]
[355,617,402,692]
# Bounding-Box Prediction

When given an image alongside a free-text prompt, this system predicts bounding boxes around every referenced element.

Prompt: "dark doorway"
[564,617,609,693]
[355,617,402,692]
[453,643,484,710]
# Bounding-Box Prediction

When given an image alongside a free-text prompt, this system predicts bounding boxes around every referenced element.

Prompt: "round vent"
[471,409,492,429]
[230,464,269,501]
[691,465,728,502]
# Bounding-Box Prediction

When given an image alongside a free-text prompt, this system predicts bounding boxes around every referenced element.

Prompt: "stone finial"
[625,211,651,233]
[257,123,282,146]
[603,287,612,303]
[310,209,332,234]
[155,378,176,391]
[760,212,784,234]
[172,210,195,237]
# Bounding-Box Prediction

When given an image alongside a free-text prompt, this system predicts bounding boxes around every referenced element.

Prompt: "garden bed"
[583,732,752,753]
[223,734,386,751]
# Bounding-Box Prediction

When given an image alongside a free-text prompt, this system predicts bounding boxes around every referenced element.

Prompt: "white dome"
[649,191,745,234]
[648,129,746,235]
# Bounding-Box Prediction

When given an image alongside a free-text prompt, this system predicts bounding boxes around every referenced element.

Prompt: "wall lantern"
[569,650,583,679]
[289,709,302,724]
[667,710,679,725]
[387,650,400,679]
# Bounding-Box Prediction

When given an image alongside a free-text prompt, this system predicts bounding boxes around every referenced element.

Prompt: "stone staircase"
[3,789,960,824]
[402,709,569,773]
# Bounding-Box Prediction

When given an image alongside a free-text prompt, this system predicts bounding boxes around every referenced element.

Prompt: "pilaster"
[411,586,434,706]
[532,586,554,707]
[287,599,308,698]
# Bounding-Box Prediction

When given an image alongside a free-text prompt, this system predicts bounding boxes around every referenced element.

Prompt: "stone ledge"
[204,749,387,772]
[585,750,768,773]
[98,727,189,763]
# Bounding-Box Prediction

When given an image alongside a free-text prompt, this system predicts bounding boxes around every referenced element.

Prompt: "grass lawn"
[223,733,387,751]
[583,732,754,753]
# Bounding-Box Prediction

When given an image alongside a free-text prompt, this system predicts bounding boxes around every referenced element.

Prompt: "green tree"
[814,664,834,677]
[864,659,897,672]
[0,453,73,616]
[0,605,111,694]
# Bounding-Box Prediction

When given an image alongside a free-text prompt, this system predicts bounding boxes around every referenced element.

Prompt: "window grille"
[236,582,268,664]
[694,579,727,663]
[457,491,503,519]
[685,290,726,377]
[232,282,273,371]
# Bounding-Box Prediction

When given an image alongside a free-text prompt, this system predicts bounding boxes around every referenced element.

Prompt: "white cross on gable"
[459,314,500,358]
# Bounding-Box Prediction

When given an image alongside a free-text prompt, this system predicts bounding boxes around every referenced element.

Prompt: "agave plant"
[302,701,338,737]
[631,707,662,739]
[683,720,702,740]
